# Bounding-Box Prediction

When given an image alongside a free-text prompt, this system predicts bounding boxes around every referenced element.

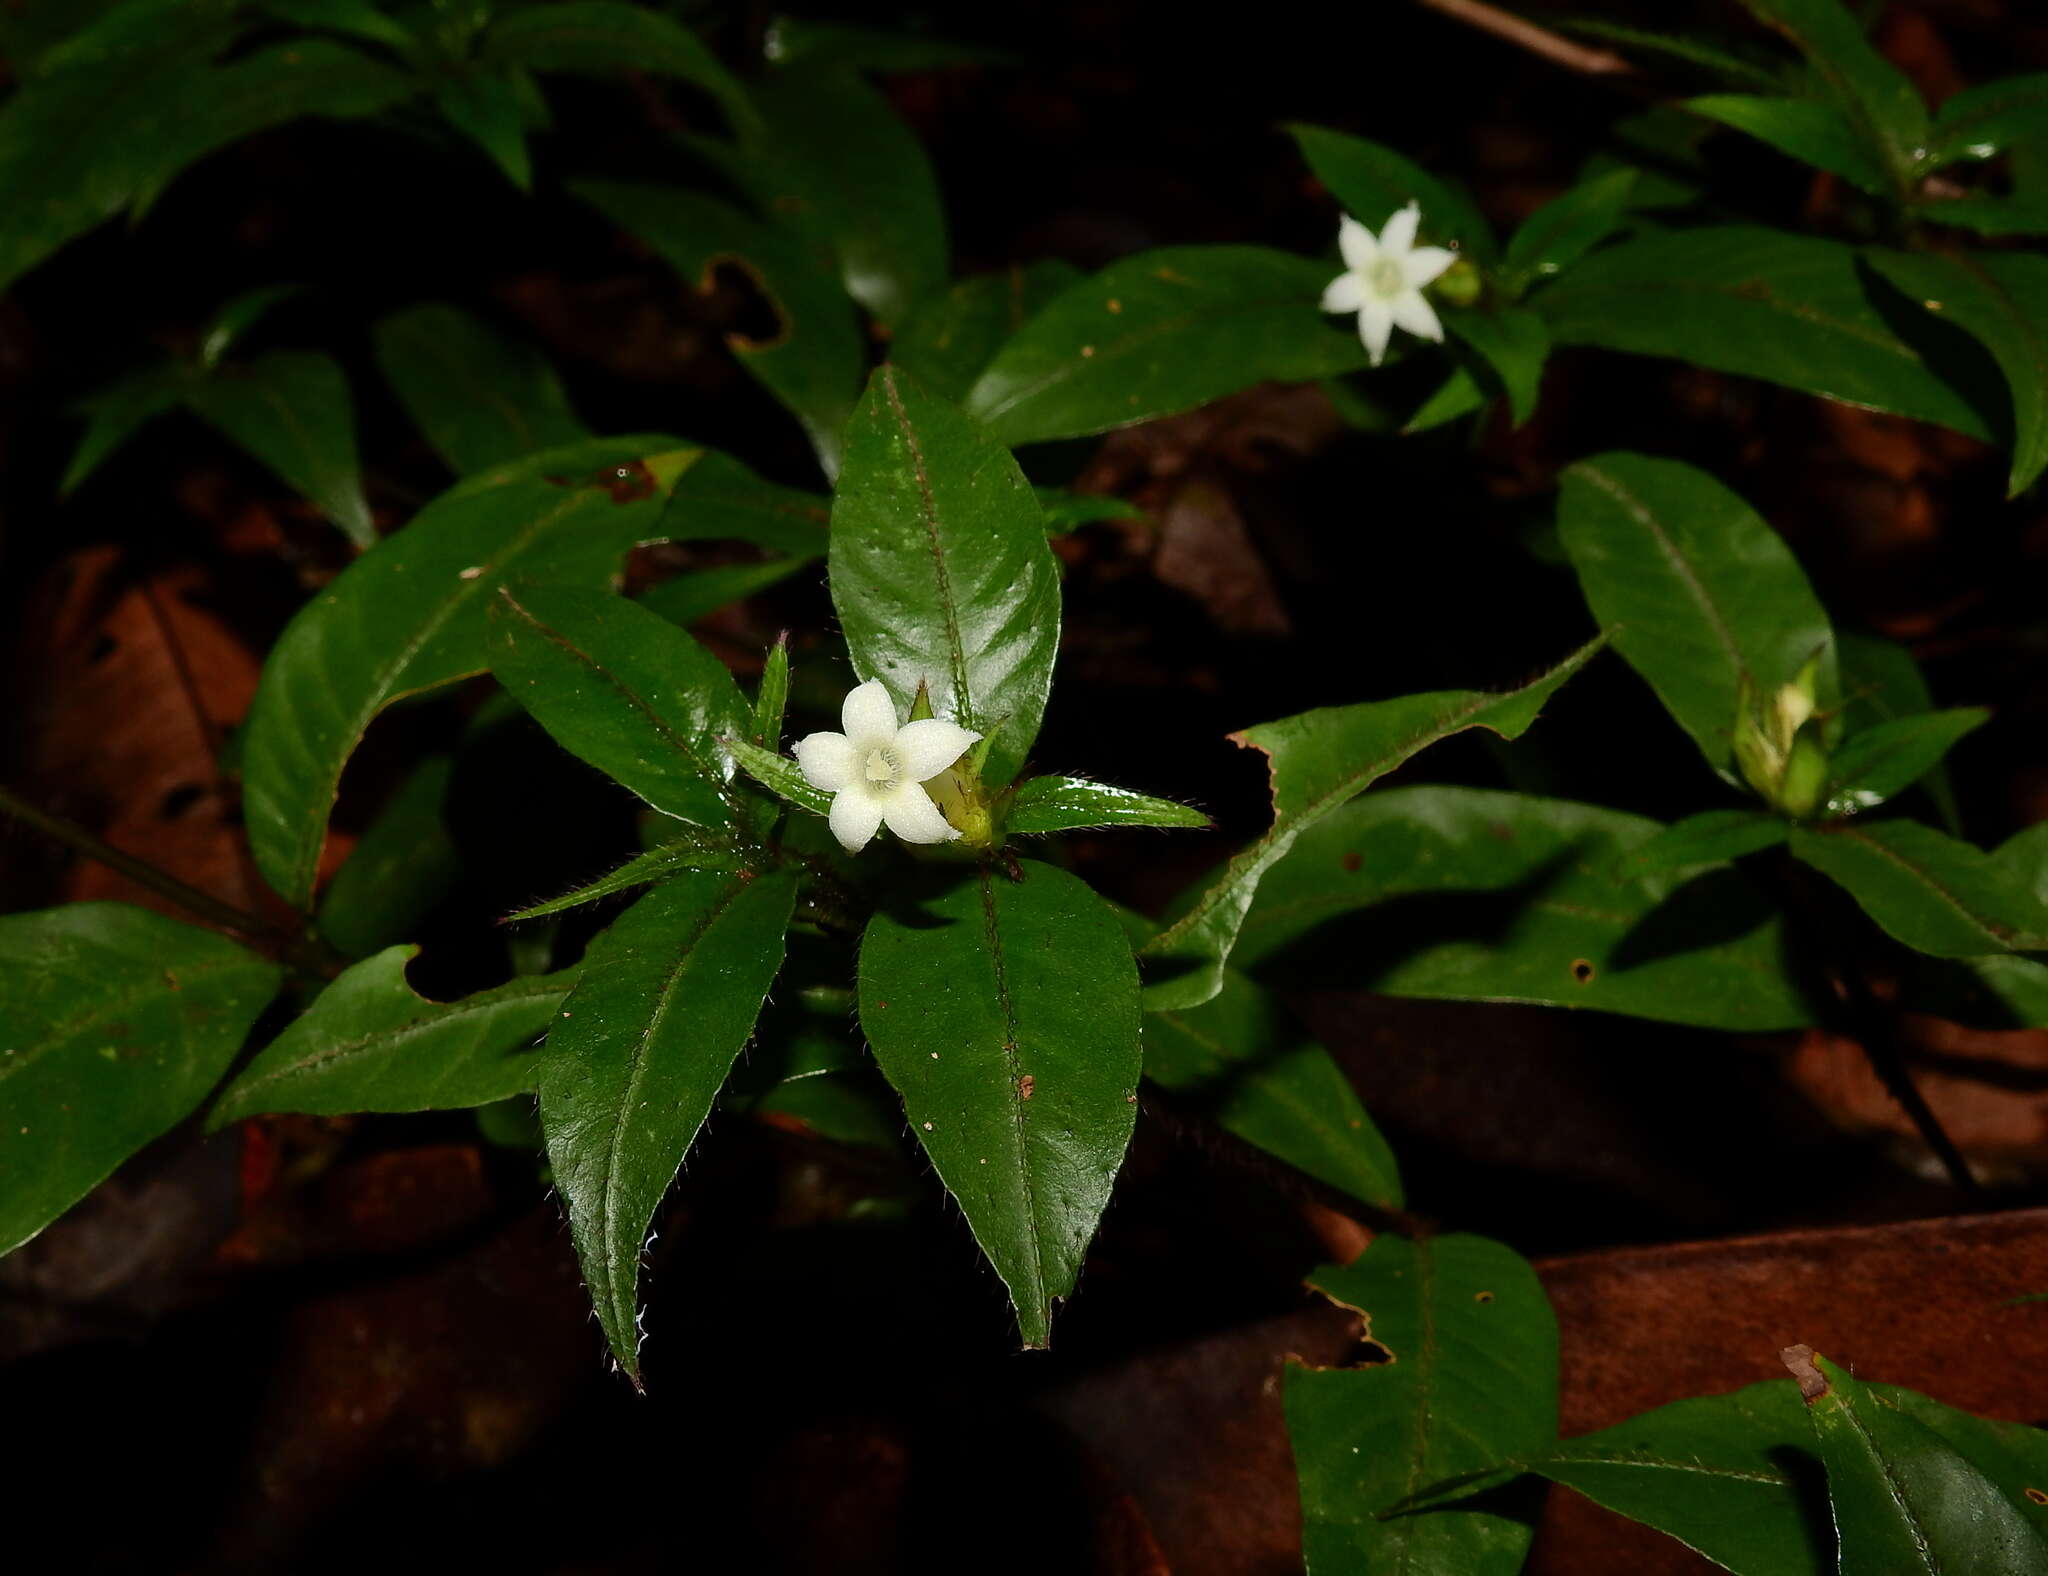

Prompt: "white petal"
[1401,245,1456,289]
[1357,299,1395,365]
[841,679,899,744]
[793,731,857,792]
[882,784,959,845]
[1379,201,1421,256]
[1389,289,1443,343]
[828,788,885,853]
[1321,271,1367,314]
[895,718,980,781]
[1337,213,1376,272]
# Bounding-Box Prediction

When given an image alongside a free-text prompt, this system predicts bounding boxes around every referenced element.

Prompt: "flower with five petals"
[1320,202,1457,366]
[794,679,980,853]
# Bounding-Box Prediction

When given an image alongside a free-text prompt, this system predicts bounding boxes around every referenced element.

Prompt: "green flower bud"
[1433,256,1484,308]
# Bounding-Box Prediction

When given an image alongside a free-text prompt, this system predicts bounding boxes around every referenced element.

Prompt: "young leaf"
[858,860,1142,1348]
[1838,630,1962,831]
[241,438,693,908]
[1139,638,1603,1012]
[1789,819,2048,957]
[482,0,754,133]
[1864,249,2048,496]
[373,303,590,475]
[1535,228,1996,439]
[1285,1234,1558,1574]
[1558,452,1837,775]
[211,949,570,1126]
[1735,0,1928,191]
[726,736,833,815]
[1626,806,1790,873]
[0,903,280,1255]
[433,69,536,191]
[315,754,460,958]
[1928,73,2048,166]
[183,349,374,548]
[964,246,1372,447]
[61,370,185,495]
[831,365,1060,788]
[1444,306,1548,427]
[502,832,747,924]
[542,870,797,1379]
[894,262,1085,403]
[754,635,790,747]
[1287,123,1495,261]
[1826,709,1986,816]
[1500,167,1636,292]
[487,582,749,829]
[1004,776,1209,835]
[1688,94,1892,194]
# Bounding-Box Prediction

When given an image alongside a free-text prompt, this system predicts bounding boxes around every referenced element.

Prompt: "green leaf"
[482,0,753,133]
[200,283,304,371]
[315,754,459,957]
[487,581,749,829]
[1838,629,1961,831]
[374,303,590,476]
[241,438,692,908]
[1557,19,1789,92]
[1004,776,1209,835]
[540,869,797,1380]
[657,447,831,556]
[1285,1234,1558,1575]
[1139,638,1604,1012]
[1789,819,2048,957]
[1501,168,1636,292]
[211,948,570,1126]
[637,559,809,628]
[762,16,1016,73]
[964,246,1371,447]
[894,262,1085,403]
[183,349,374,549]
[1035,487,1146,535]
[1287,123,1495,261]
[1929,73,2048,166]
[1826,709,1986,816]
[1444,306,1548,427]
[264,0,416,52]
[1535,228,1995,439]
[727,735,832,815]
[831,365,1060,788]
[572,181,864,476]
[1625,807,1790,874]
[1735,0,1928,191]
[1234,786,1815,1032]
[753,633,790,747]
[1558,452,1837,774]
[1404,366,1488,434]
[0,903,280,1255]
[1793,1349,2048,1574]
[433,69,536,191]
[1145,967,1401,1211]
[1915,193,2048,238]
[1865,248,2048,495]
[61,369,185,495]
[858,860,1141,1348]
[502,830,747,924]
[1688,94,1893,194]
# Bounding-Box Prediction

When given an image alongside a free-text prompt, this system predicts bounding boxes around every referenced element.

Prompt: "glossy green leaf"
[375,303,589,477]
[637,559,810,628]
[1236,787,1814,1032]
[858,860,1141,1348]
[1501,168,1636,292]
[487,581,749,828]
[1866,249,2048,495]
[1559,452,1836,774]
[211,948,570,1126]
[0,903,280,1255]
[502,831,747,924]
[1837,629,1961,831]
[1689,94,1892,193]
[1735,0,1927,190]
[831,365,1059,788]
[1929,73,2048,166]
[433,69,536,191]
[573,181,864,476]
[1444,306,1548,426]
[1005,776,1209,835]
[727,735,832,815]
[241,438,693,908]
[1625,807,1789,874]
[541,869,797,1379]
[1288,123,1495,261]
[894,262,1085,403]
[657,448,831,556]
[965,246,1371,447]
[753,634,790,748]
[1536,228,1995,438]
[316,755,459,958]
[1794,1350,2048,1574]
[1915,194,2048,238]
[1285,1234,1558,1575]
[1789,819,2048,957]
[1145,968,1401,1211]
[1826,709,1986,816]
[483,1,752,132]
[61,370,185,495]
[1140,637,1604,1012]
[183,349,373,548]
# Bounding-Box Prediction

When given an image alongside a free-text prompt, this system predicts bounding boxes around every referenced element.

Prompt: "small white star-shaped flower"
[793,679,980,853]
[1320,202,1457,366]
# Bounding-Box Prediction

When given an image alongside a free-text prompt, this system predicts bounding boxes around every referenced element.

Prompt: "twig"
[1411,0,1639,78]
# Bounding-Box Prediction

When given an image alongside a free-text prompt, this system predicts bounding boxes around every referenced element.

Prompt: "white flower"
[793,679,980,853]
[1320,202,1457,367]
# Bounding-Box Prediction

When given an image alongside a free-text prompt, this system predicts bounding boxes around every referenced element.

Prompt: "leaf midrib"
[978,867,1049,1336]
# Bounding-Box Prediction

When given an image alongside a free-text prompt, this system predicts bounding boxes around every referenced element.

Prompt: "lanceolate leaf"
[831,365,1060,788]
[183,349,374,548]
[1444,306,1548,426]
[0,904,280,1255]
[964,246,1372,447]
[211,948,569,1125]
[315,754,460,958]
[1929,73,2048,166]
[1688,94,1892,194]
[433,69,536,191]
[1626,807,1790,874]
[1286,1234,1558,1575]
[61,370,184,495]
[1916,194,2048,238]
[483,0,754,133]
[657,447,830,556]
[637,559,811,628]
[1005,776,1209,835]
[1789,819,2048,957]
[858,860,1142,1348]
[1734,0,1928,191]
[241,438,693,908]
[374,303,590,475]
[1501,168,1636,291]
[1558,452,1836,775]
[1139,638,1603,1012]
[1825,709,1986,817]
[1837,630,1962,831]
[487,582,749,829]
[894,261,1085,403]
[1287,123,1496,260]
[541,870,798,1380]
[727,735,833,815]
[502,832,746,923]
